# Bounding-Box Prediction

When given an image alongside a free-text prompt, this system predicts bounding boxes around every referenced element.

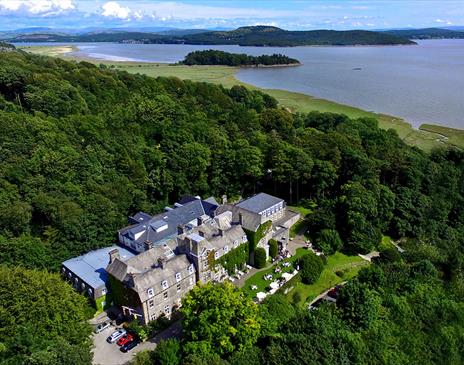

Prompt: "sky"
[0,0,463,31]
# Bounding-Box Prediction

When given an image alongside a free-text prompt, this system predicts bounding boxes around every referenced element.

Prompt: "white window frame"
[189,277,194,286]
[177,283,181,292]
[149,299,154,308]
[102,288,107,295]
[214,251,220,259]
[164,305,171,314]
[242,235,247,242]
[150,313,157,321]
[147,288,155,298]
[224,245,229,253]
[175,272,181,282]
[188,264,194,274]
[163,291,168,300]
[161,280,168,290]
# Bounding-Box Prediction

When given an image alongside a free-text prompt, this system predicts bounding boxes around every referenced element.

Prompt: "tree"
[268,239,278,259]
[316,229,343,255]
[336,281,380,330]
[152,338,181,365]
[0,265,92,364]
[260,294,295,334]
[254,247,267,269]
[181,282,261,358]
[299,252,324,284]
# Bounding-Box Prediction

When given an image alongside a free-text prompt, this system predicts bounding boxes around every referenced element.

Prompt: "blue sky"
[0,0,463,31]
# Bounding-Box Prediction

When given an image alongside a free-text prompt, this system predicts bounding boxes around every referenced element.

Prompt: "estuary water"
[22,40,464,129]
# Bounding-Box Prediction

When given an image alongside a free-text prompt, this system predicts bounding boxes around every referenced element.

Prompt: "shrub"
[254,247,267,269]
[299,252,324,284]
[269,239,278,259]
[151,338,181,365]
[316,229,343,255]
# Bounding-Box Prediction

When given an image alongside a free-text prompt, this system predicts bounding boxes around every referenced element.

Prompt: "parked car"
[327,286,340,299]
[117,333,134,346]
[120,340,138,352]
[106,328,126,343]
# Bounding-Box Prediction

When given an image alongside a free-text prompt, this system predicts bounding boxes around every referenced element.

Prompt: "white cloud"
[434,18,452,25]
[0,0,75,16]
[101,1,130,20]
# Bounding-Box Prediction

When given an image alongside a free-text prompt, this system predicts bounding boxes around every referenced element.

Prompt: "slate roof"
[120,198,218,246]
[236,193,284,214]
[62,246,135,289]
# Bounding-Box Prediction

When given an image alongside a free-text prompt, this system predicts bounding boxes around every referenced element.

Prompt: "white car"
[106,328,127,343]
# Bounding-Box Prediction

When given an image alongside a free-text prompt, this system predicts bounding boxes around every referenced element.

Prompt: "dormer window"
[161,280,168,290]
[147,288,155,298]
[188,264,194,274]
[175,272,181,282]
[234,239,239,246]
[224,245,229,253]
[88,288,93,296]
[242,235,247,242]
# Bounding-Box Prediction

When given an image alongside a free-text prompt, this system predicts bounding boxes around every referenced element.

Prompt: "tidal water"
[20,40,464,129]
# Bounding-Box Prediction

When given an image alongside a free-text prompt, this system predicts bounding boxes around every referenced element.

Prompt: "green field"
[284,252,368,307]
[20,45,464,151]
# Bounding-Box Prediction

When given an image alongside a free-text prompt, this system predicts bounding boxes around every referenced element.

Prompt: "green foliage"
[126,321,149,341]
[315,229,343,255]
[254,247,267,269]
[268,239,278,259]
[152,338,181,365]
[245,221,272,251]
[181,50,300,66]
[299,252,324,284]
[0,265,92,364]
[216,243,249,275]
[181,281,261,357]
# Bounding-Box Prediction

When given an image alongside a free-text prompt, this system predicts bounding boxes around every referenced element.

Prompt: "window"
[164,291,168,300]
[175,272,181,282]
[102,288,107,295]
[188,264,194,274]
[242,235,247,242]
[177,284,181,292]
[87,288,93,296]
[164,305,170,314]
[189,277,194,286]
[147,288,154,298]
[149,300,154,308]
[161,280,168,290]
[214,251,220,259]
[224,245,229,253]
[81,283,86,290]
[67,272,72,278]
[233,239,238,246]
[150,313,157,321]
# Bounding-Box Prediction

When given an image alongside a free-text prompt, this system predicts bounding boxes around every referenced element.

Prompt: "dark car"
[327,286,340,299]
[120,340,138,353]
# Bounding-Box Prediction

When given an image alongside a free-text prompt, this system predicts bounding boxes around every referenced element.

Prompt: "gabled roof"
[236,193,284,214]
[62,245,135,289]
[120,199,213,246]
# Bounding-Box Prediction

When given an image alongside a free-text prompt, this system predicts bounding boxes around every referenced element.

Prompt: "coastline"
[18,44,463,151]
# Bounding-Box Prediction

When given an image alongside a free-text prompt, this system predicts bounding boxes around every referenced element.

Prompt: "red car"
[117,333,134,346]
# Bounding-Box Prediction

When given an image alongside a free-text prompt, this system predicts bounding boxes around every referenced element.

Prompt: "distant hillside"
[385,27,464,39]
[141,26,416,46]
[4,26,415,46]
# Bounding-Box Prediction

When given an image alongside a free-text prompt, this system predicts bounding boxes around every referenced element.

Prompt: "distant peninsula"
[383,27,464,40]
[4,26,416,47]
[180,50,300,67]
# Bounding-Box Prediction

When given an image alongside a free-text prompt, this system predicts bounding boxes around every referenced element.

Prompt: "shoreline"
[18,44,464,151]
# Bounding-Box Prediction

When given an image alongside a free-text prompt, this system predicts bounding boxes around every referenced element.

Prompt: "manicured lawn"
[242,248,307,298]
[284,252,369,307]
[379,235,395,251]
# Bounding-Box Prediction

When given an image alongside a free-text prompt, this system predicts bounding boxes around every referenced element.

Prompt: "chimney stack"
[109,249,120,264]
[144,241,153,251]
[158,257,166,269]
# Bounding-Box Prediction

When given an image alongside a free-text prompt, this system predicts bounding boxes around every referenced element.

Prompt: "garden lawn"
[242,248,307,298]
[285,252,369,307]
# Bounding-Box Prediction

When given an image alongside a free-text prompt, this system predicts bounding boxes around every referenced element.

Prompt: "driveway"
[92,321,182,365]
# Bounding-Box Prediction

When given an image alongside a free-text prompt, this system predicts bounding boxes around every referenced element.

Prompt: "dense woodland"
[0,50,463,364]
[180,50,300,67]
